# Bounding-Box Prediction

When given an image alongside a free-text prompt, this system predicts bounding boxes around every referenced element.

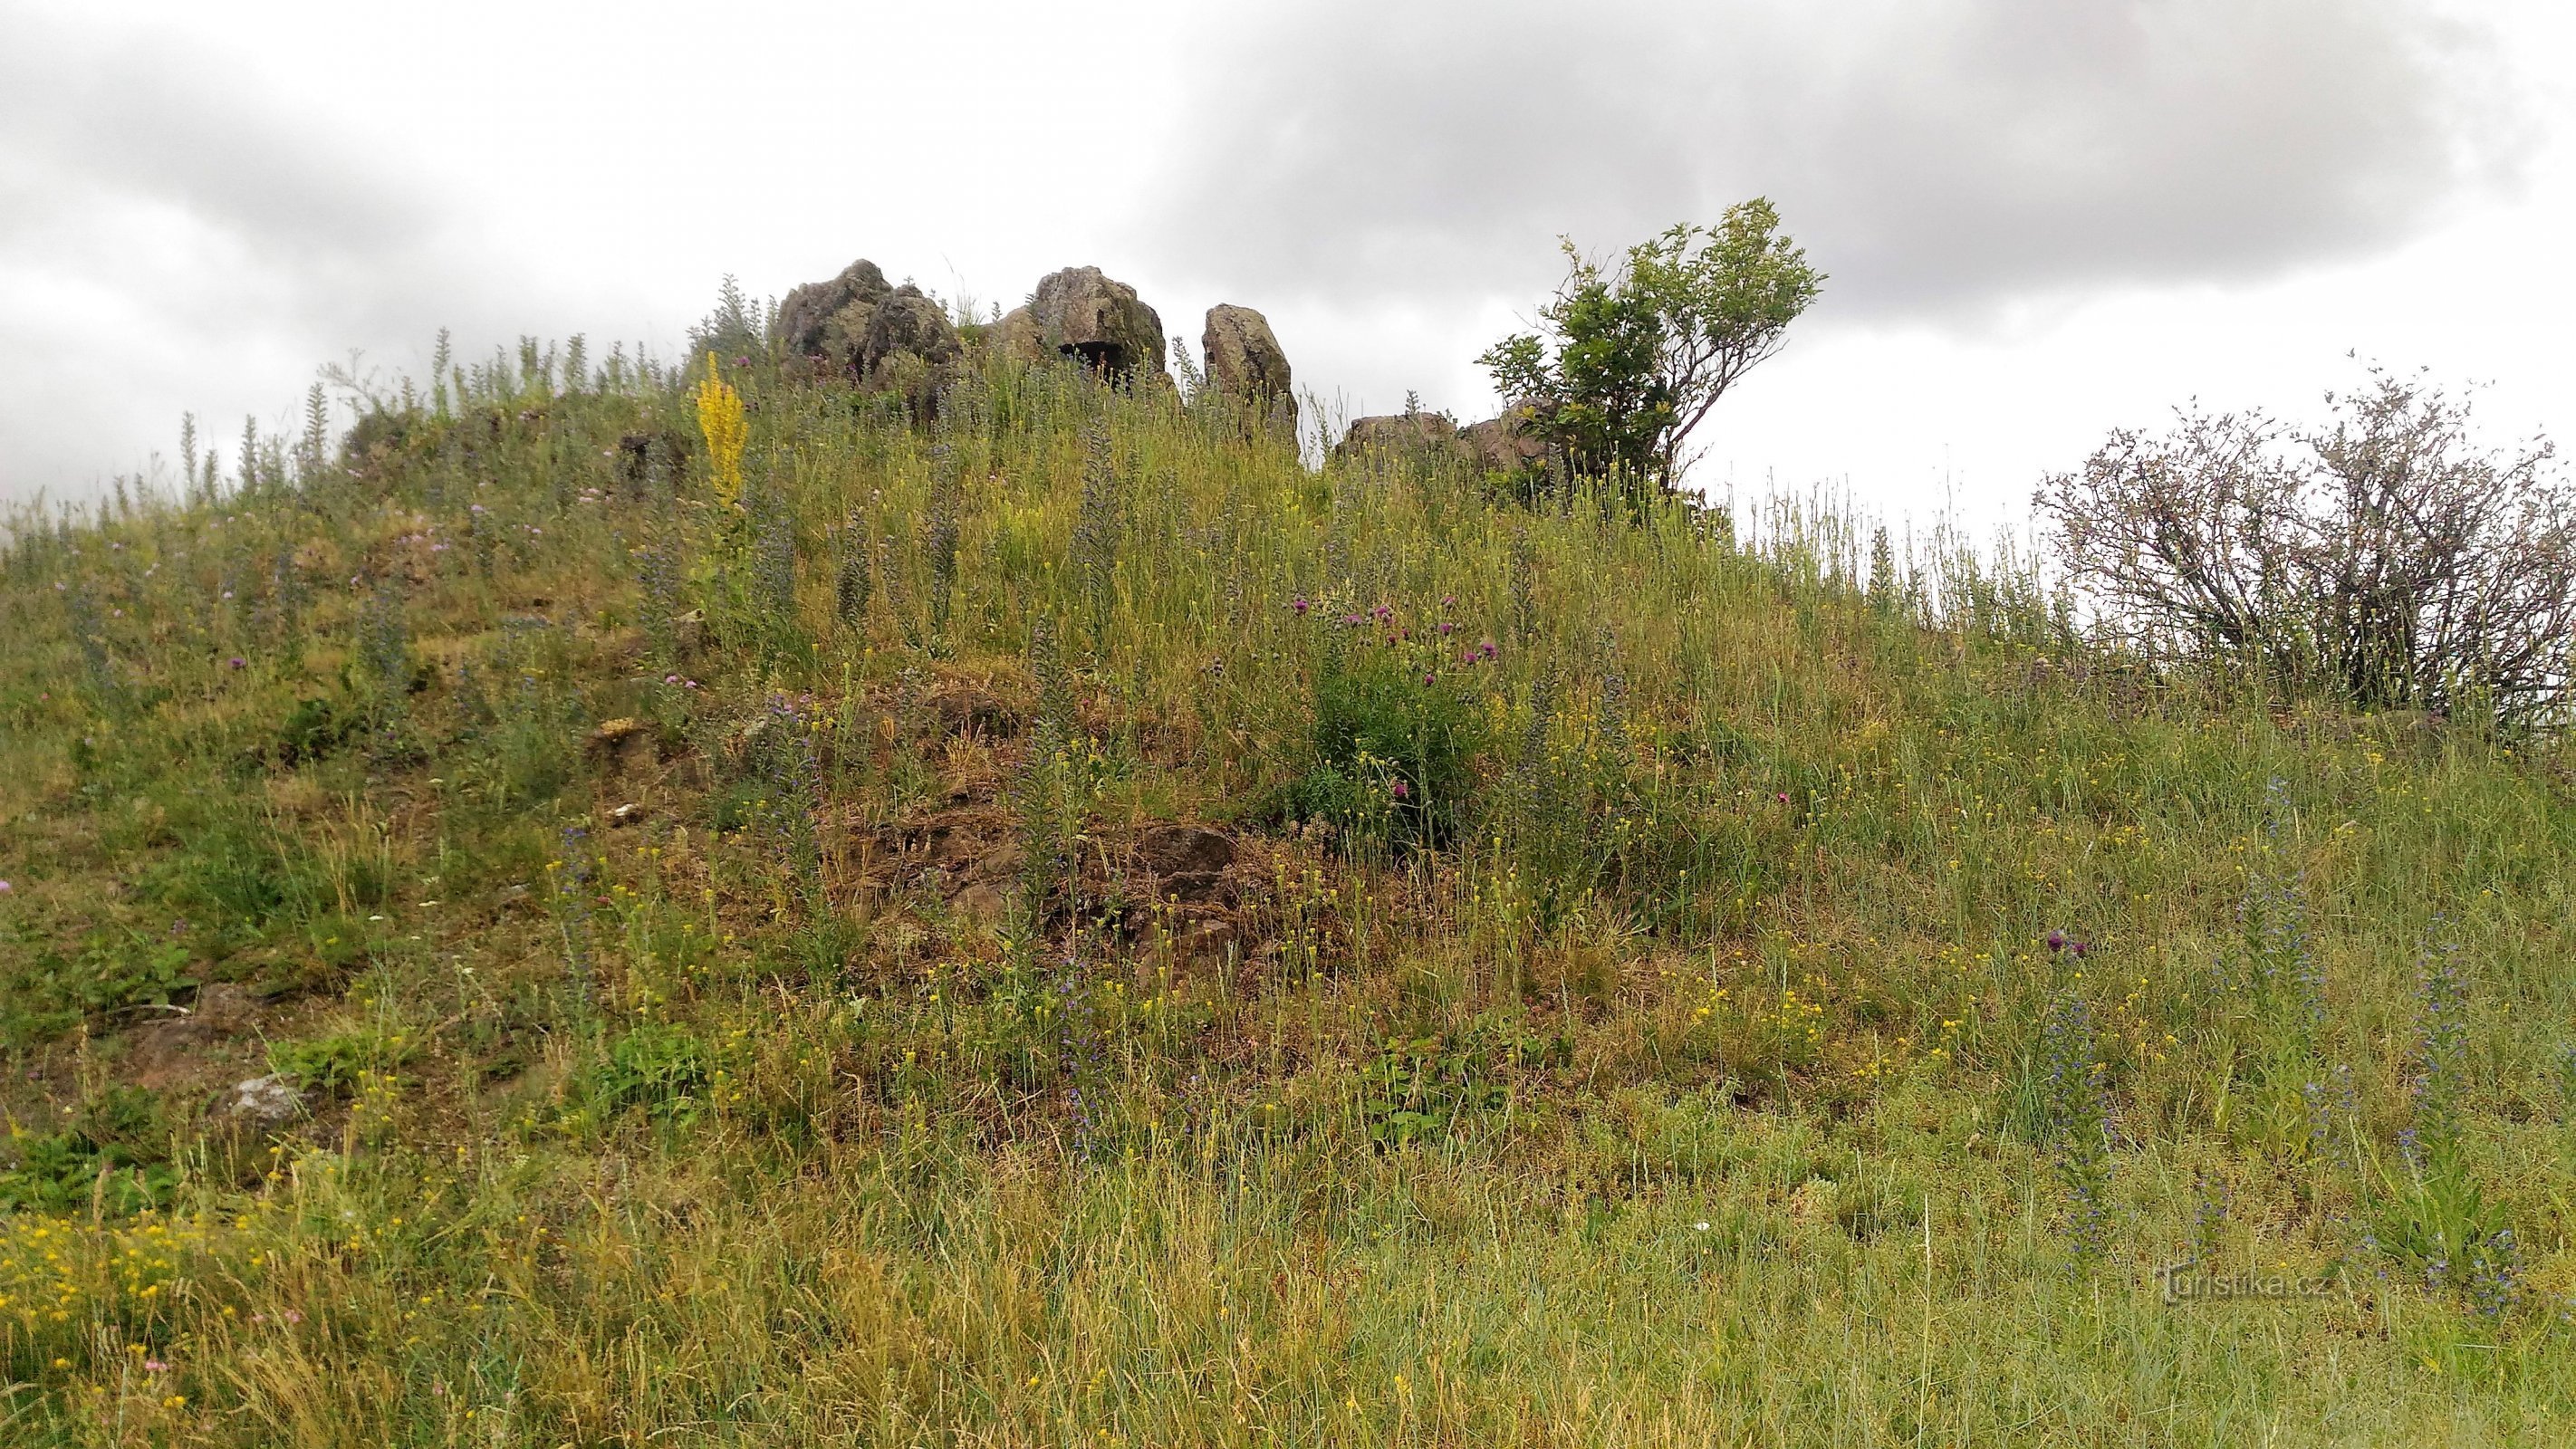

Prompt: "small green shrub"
[597,1023,714,1124]
[0,929,196,1046]
[0,1103,178,1217]
[270,1027,412,1096]
[272,694,357,766]
[147,816,327,929]
[1359,1032,1506,1149]
[1289,653,1485,849]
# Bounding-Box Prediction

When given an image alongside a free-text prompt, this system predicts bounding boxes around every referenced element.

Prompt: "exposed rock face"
[1460,403,1550,475]
[1201,304,1291,403]
[774,258,892,366]
[1014,266,1168,378]
[1334,412,1469,465]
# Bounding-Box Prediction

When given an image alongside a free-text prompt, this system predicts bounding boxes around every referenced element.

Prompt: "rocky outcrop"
[1334,411,1469,465]
[1201,304,1291,403]
[1335,406,1550,475]
[774,258,892,367]
[772,261,961,409]
[1460,403,1550,475]
[858,285,963,376]
[989,305,1045,365]
[998,266,1168,379]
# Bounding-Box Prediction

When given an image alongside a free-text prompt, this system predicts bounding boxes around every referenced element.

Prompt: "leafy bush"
[270,1028,411,1097]
[2039,366,2576,727]
[1286,652,1485,849]
[1481,200,1822,494]
[0,929,195,1046]
[597,1023,714,1124]
[145,815,331,930]
[271,694,358,766]
[0,1090,177,1216]
[1359,1033,1506,1149]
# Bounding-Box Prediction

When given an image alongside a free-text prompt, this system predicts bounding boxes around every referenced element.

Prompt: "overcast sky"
[3,0,2567,533]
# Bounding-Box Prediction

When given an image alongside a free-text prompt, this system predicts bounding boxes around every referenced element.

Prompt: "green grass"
[2,344,2574,1444]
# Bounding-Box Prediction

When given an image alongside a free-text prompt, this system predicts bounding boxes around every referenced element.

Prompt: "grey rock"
[1460,403,1550,475]
[1334,412,1468,465]
[213,1075,307,1137]
[774,258,892,363]
[1026,266,1168,378]
[857,285,963,378]
[1201,304,1291,403]
[989,304,1045,364]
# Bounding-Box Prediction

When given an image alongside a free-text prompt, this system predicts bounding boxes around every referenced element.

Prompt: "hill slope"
[4,352,2576,1444]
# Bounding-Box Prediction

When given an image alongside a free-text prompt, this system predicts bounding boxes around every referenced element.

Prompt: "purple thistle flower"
[2047,930,2066,953]
[1389,779,1410,800]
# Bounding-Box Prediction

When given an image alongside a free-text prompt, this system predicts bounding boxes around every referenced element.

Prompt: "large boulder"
[858,285,963,376]
[1004,266,1168,379]
[1201,304,1291,403]
[774,258,892,365]
[990,305,1047,365]
[1459,402,1550,475]
[1334,411,1469,466]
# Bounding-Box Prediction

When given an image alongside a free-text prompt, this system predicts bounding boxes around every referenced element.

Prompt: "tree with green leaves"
[1480,199,1823,495]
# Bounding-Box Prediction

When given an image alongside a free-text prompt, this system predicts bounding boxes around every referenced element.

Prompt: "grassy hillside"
[5,347,2576,1444]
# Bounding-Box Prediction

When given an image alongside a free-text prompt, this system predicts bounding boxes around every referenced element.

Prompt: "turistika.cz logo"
[2155,1259,2340,1305]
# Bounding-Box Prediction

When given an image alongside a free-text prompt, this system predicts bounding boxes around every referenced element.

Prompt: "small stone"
[212,1075,306,1137]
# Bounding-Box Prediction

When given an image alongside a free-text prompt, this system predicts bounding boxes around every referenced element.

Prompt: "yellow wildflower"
[695,352,746,509]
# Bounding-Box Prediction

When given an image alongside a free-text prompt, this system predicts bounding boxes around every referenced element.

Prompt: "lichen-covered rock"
[774,258,891,364]
[989,305,1046,364]
[858,286,963,378]
[1460,403,1550,475]
[1201,304,1291,403]
[1026,266,1168,378]
[1334,411,1468,465]
[212,1075,306,1137]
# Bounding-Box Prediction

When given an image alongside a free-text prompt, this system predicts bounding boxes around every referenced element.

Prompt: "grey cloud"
[0,13,537,501]
[0,22,429,261]
[1137,0,2526,320]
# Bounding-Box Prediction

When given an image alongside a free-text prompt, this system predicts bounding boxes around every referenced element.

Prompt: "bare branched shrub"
[2039,367,2575,728]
